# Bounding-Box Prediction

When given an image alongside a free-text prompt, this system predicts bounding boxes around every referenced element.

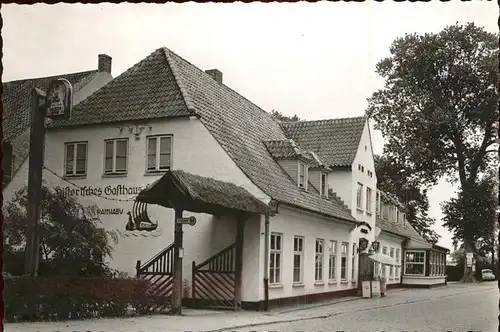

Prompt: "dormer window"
[298,162,308,189]
[320,172,328,197]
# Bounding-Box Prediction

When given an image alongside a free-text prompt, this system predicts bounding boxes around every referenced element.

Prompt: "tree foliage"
[3,185,119,277]
[374,154,440,244]
[366,22,498,243]
[270,109,300,122]
[442,169,498,257]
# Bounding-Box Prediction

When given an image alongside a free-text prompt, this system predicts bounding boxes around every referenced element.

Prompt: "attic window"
[298,162,307,189]
[320,172,328,197]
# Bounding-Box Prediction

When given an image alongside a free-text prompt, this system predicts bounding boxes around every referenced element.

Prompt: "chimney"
[98,54,112,74]
[205,69,223,84]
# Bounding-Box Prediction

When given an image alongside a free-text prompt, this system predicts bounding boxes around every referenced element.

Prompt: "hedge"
[4,276,160,322]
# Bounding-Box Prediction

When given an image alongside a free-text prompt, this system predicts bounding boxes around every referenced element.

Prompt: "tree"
[366,22,499,282]
[270,109,300,122]
[374,154,440,244]
[3,185,119,277]
[442,169,498,273]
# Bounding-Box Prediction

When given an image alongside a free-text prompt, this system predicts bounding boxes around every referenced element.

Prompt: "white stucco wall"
[73,72,113,105]
[376,233,404,285]
[3,117,269,302]
[351,120,377,243]
[328,170,352,209]
[265,205,358,301]
[402,275,446,286]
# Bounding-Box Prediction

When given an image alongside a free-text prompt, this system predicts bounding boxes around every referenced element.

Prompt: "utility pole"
[24,79,73,277]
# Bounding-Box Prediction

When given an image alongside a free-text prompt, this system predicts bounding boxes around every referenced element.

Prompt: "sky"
[2,2,497,251]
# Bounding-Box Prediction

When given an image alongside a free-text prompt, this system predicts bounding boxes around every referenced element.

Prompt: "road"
[230,283,498,332]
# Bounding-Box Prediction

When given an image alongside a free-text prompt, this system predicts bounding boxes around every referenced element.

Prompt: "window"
[146,135,172,172]
[382,203,389,220]
[320,173,328,196]
[404,250,425,275]
[351,243,356,281]
[389,248,395,279]
[328,240,337,281]
[366,187,372,213]
[104,139,128,174]
[376,191,381,215]
[368,170,373,177]
[298,162,307,189]
[395,249,400,279]
[388,206,395,222]
[315,239,324,282]
[293,236,304,284]
[341,242,348,281]
[356,183,363,209]
[269,233,282,284]
[64,142,88,176]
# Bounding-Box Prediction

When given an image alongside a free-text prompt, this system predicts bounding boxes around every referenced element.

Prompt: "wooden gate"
[136,243,175,312]
[192,243,237,309]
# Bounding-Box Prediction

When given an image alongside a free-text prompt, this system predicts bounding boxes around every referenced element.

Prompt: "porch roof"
[136,169,271,216]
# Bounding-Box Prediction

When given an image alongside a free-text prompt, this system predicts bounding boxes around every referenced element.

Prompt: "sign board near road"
[466,253,473,267]
[176,216,197,226]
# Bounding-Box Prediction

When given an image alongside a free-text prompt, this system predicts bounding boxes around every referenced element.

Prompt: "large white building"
[3,47,447,311]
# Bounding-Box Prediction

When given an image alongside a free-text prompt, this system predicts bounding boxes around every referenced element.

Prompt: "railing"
[136,243,175,312]
[192,243,237,309]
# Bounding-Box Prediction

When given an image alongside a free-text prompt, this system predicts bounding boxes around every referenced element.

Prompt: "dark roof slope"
[280,117,366,167]
[50,47,355,223]
[376,216,429,245]
[263,139,312,161]
[3,70,98,142]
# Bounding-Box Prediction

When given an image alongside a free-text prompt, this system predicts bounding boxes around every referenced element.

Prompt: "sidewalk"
[4,283,491,332]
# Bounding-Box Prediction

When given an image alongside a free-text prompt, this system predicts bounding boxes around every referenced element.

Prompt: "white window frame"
[269,233,283,285]
[315,238,325,282]
[366,187,372,213]
[341,242,349,281]
[351,243,357,281]
[64,141,88,177]
[389,248,395,279]
[376,190,381,215]
[382,246,388,278]
[320,172,328,197]
[395,248,401,279]
[146,135,173,172]
[356,182,363,210]
[293,236,304,284]
[328,240,337,281]
[404,250,426,276]
[104,138,129,175]
[298,162,308,189]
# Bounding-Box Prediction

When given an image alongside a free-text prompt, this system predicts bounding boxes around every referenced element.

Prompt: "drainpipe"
[263,212,270,311]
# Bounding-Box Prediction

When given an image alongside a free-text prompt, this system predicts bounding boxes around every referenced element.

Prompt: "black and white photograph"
[2,2,498,332]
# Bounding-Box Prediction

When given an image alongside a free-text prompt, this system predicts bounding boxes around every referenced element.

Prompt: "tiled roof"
[263,139,312,161]
[2,70,108,181]
[280,117,367,167]
[50,47,355,223]
[376,216,429,245]
[3,70,98,142]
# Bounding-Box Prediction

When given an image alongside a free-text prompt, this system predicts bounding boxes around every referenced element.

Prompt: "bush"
[4,276,158,322]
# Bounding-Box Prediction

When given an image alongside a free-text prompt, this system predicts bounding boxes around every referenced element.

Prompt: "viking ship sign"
[125,201,158,232]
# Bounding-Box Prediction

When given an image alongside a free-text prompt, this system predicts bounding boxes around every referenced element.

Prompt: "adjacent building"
[2,54,114,190]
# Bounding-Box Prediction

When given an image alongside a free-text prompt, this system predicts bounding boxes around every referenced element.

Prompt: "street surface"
[231,282,498,332]
[4,282,497,332]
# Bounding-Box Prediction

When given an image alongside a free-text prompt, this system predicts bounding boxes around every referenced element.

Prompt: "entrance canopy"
[369,252,401,267]
[136,170,270,216]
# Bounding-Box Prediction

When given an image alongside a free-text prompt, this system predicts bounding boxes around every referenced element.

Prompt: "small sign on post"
[176,216,197,226]
[46,78,73,120]
[466,253,473,267]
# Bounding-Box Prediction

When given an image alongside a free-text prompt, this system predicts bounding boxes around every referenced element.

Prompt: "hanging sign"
[176,216,197,226]
[46,78,73,120]
[466,253,473,267]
